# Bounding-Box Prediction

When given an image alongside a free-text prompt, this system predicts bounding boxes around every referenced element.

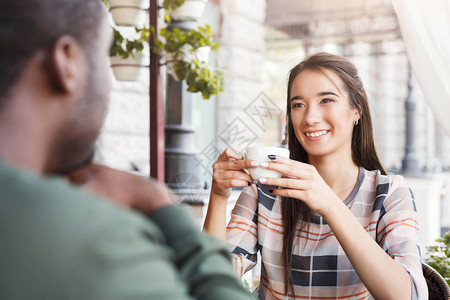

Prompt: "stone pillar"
[164,20,204,202]
[401,63,421,176]
[424,106,441,173]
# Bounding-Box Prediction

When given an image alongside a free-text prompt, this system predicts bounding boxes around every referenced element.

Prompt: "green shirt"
[0,160,254,300]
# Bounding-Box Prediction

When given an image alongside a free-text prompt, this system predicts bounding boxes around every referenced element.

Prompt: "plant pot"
[110,53,144,81]
[109,0,146,26]
[169,0,207,21]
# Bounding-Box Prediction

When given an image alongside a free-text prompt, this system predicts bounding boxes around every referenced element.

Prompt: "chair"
[422,262,450,300]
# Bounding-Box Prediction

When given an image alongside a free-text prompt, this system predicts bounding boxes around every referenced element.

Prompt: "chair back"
[422,262,450,300]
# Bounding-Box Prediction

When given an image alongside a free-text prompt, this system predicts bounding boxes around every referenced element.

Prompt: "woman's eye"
[320,98,333,104]
[292,102,304,109]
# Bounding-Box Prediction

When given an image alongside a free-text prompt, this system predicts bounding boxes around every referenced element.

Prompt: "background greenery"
[108,0,224,99]
[426,231,450,285]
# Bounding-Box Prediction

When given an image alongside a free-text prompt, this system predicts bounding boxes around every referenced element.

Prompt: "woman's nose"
[303,105,322,125]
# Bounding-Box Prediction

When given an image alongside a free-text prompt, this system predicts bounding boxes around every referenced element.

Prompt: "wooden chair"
[422,262,450,300]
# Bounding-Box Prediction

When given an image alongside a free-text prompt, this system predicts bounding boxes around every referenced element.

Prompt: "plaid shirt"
[226,168,428,299]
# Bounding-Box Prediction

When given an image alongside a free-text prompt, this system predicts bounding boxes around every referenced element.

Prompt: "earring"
[354,119,359,126]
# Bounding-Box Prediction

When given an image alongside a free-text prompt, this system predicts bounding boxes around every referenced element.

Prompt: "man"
[0,0,254,299]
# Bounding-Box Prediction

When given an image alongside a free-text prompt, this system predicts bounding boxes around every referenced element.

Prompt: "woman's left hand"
[259,155,340,217]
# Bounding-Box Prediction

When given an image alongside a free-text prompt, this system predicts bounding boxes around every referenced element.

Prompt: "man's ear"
[47,36,85,94]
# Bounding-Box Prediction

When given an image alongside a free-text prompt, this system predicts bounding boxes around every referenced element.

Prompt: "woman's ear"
[47,36,85,94]
[354,106,362,122]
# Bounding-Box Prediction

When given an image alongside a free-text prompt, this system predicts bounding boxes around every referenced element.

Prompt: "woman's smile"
[304,130,329,139]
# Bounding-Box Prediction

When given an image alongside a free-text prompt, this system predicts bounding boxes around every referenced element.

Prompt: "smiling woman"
[204,53,429,299]
[288,69,359,159]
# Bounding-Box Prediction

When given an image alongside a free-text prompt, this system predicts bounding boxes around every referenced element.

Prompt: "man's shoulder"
[0,162,170,300]
[0,161,165,252]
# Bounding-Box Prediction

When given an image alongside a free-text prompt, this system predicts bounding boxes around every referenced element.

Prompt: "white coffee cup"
[243,146,290,183]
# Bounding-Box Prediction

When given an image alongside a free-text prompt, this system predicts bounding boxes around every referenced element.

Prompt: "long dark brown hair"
[282,52,387,294]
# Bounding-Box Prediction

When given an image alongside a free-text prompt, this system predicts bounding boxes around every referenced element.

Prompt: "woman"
[203,53,427,299]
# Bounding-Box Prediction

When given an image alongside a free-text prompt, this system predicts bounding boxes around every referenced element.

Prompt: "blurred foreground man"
[0,1,254,299]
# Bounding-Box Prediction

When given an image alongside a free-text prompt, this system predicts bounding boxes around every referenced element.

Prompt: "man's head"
[0,0,112,174]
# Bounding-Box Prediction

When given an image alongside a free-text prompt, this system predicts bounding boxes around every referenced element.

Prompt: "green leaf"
[162,0,185,11]
[426,231,450,285]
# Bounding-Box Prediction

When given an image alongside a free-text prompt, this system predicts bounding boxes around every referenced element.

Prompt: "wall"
[216,0,268,153]
[97,67,150,174]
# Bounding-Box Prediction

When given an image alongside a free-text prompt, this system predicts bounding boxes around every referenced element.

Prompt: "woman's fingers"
[215,148,258,170]
[270,188,305,199]
[216,178,253,188]
[214,170,253,184]
[218,148,243,161]
[262,155,316,179]
[213,157,258,172]
[212,148,261,190]
[259,177,308,190]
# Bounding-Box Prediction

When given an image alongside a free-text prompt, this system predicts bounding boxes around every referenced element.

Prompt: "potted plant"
[107,0,223,98]
[426,231,450,285]
[110,27,148,81]
[152,24,224,99]
[163,0,208,21]
[108,0,147,27]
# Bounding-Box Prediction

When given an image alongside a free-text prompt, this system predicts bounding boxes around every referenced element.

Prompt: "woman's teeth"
[305,130,328,137]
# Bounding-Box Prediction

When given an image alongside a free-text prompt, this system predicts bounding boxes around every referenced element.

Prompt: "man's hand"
[66,163,173,215]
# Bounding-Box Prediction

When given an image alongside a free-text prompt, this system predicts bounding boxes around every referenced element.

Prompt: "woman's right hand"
[210,148,257,199]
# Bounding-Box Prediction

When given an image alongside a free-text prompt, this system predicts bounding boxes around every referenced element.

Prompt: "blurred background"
[100,0,450,258]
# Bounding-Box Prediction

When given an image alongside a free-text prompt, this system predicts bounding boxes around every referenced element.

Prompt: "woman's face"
[289,69,359,160]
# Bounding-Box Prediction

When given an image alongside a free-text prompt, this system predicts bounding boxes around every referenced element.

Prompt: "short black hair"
[0,0,105,103]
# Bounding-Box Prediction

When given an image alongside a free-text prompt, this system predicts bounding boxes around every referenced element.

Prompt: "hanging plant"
[107,0,224,99]
[162,0,207,22]
[110,27,149,59]
[153,24,224,99]
[109,27,148,81]
[108,0,147,27]
[162,0,185,11]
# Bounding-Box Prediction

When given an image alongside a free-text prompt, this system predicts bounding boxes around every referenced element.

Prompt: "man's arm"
[150,205,254,299]
[66,164,255,300]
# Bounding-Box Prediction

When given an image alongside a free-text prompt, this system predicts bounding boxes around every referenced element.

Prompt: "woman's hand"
[258,155,340,217]
[204,148,258,240]
[210,148,257,199]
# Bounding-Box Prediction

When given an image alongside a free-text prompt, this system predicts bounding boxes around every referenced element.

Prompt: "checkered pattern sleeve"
[226,185,260,278]
[375,175,428,299]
